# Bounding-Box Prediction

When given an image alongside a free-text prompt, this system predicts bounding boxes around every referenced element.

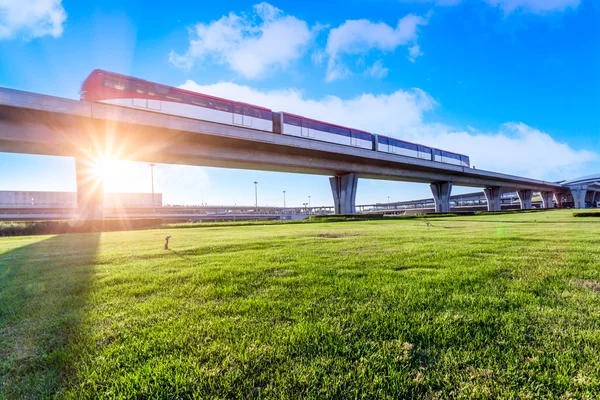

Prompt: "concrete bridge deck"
[0,87,569,218]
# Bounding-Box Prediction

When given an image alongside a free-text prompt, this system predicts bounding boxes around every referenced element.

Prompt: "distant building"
[0,191,162,208]
[104,193,162,208]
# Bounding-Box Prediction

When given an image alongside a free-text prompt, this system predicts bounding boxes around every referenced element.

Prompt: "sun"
[92,158,111,182]
[84,149,115,187]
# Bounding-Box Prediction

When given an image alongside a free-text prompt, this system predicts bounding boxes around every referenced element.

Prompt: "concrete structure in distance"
[0,87,570,218]
[0,190,162,209]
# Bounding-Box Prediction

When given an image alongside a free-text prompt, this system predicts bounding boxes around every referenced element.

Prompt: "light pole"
[148,163,156,214]
[254,181,258,208]
[388,195,390,210]
[308,195,311,214]
[283,190,286,208]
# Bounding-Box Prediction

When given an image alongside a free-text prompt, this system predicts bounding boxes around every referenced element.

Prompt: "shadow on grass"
[0,233,100,399]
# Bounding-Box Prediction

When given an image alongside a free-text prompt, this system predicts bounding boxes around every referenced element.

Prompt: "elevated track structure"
[0,87,575,220]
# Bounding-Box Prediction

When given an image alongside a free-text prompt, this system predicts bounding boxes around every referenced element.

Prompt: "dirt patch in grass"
[317,233,364,239]
[574,279,600,292]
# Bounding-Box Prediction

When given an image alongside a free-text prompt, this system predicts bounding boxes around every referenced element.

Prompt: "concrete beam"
[517,189,533,210]
[483,187,503,211]
[540,191,554,209]
[330,174,358,214]
[569,186,587,209]
[430,182,452,213]
[75,151,104,220]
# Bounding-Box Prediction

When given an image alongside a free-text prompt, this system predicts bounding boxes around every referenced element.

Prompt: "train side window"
[166,90,182,102]
[260,110,272,120]
[103,78,125,91]
[233,105,243,114]
[214,101,232,112]
[193,97,210,107]
[399,141,417,151]
[243,107,252,116]
[442,151,459,160]
[155,86,169,95]
[284,115,301,126]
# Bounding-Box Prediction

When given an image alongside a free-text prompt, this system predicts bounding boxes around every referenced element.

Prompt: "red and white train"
[81,69,470,167]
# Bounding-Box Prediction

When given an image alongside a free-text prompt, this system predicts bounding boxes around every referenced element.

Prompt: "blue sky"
[0,0,598,207]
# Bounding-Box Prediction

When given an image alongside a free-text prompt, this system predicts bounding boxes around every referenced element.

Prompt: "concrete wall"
[0,191,162,208]
[0,191,76,208]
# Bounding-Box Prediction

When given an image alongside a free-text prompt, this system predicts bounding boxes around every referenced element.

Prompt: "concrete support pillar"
[540,191,554,209]
[483,186,503,211]
[573,188,586,208]
[430,182,452,213]
[570,186,587,209]
[329,173,358,214]
[517,189,533,210]
[554,193,564,208]
[75,151,104,220]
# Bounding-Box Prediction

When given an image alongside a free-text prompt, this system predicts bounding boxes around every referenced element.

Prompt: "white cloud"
[407,45,424,63]
[365,60,389,79]
[180,80,435,131]
[169,2,312,79]
[0,0,66,39]
[413,123,595,179]
[401,0,580,13]
[178,80,596,181]
[325,14,428,81]
[484,0,580,14]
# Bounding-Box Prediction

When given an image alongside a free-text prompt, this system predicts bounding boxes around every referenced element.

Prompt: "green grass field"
[1,210,599,398]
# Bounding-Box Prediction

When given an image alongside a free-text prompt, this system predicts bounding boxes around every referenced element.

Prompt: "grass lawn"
[1,210,599,398]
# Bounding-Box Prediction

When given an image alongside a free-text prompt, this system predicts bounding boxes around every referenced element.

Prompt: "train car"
[433,149,470,167]
[80,69,273,132]
[375,135,433,160]
[80,69,471,167]
[273,112,373,150]
[376,135,470,167]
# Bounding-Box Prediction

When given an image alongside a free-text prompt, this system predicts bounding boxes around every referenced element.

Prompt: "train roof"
[86,69,273,112]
